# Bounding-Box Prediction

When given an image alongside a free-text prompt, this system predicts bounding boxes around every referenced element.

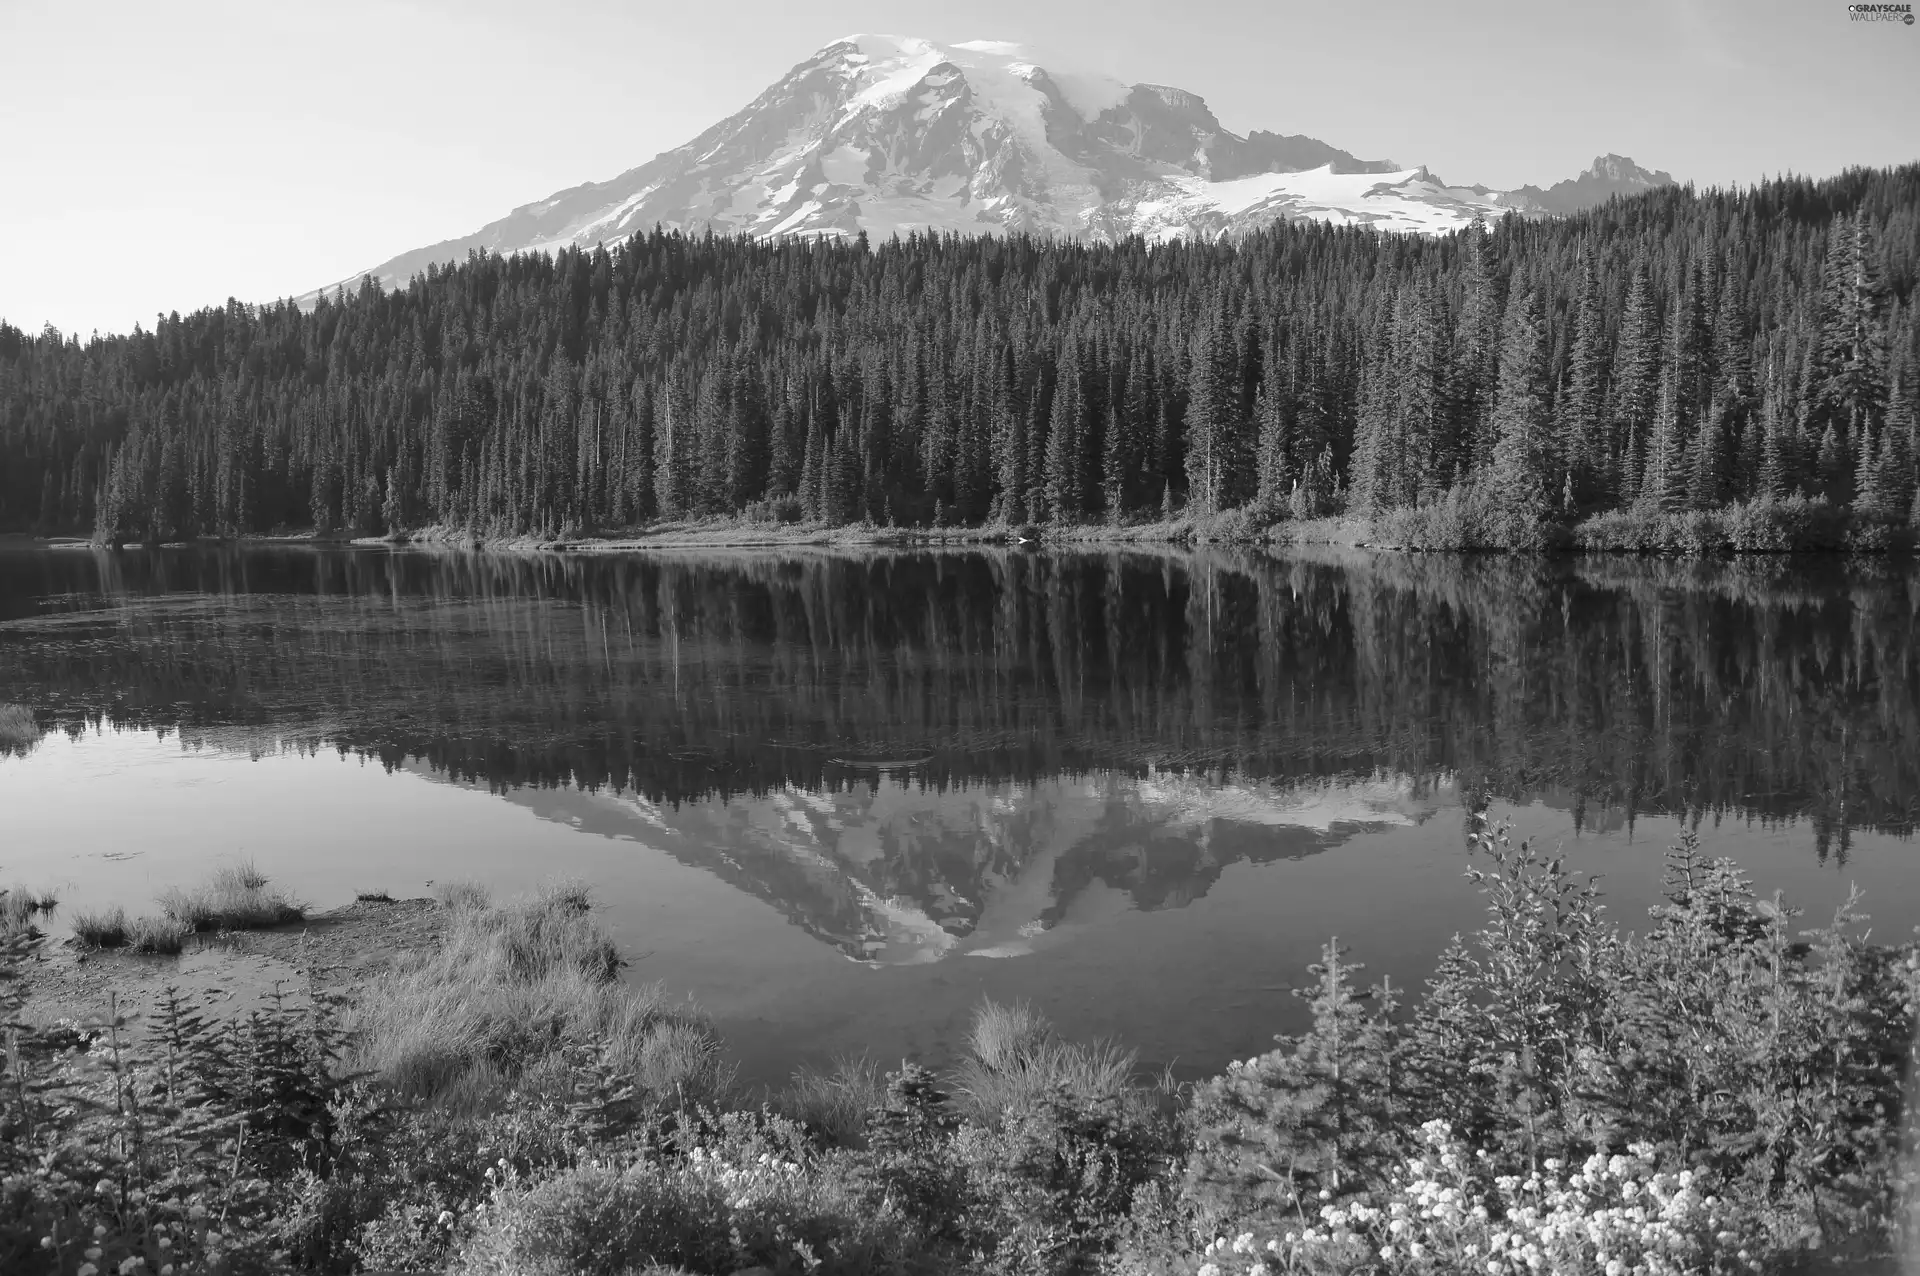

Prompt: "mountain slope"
[1502,154,1679,215]
[316,35,1675,297]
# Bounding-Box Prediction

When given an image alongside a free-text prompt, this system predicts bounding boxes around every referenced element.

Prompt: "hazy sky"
[4,0,1915,337]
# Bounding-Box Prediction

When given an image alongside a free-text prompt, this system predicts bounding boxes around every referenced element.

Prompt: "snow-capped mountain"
[319,35,1675,297]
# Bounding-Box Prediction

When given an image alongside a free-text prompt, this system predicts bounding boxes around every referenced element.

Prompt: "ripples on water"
[1,545,1915,1081]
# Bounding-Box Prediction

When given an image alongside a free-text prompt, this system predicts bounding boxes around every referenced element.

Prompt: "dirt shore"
[17,896,442,1032]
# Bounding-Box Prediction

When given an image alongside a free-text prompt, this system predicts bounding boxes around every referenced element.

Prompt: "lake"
[2,543,1916,1087]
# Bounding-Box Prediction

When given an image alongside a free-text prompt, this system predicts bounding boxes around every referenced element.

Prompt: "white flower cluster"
[1195,1121,1751,1275]
[682,1144,806,1212]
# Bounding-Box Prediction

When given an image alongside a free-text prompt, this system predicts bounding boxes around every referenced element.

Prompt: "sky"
[3,0,1916,338]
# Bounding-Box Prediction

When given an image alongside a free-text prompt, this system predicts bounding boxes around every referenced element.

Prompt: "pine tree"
[1045,339,1088,522]
[1488,289,1554,524]
[1688,397,1730,509]
[1610,262,1662,504]
[1562,252,1610,503]
[1811,211,1889,451]
[1818,423,1850,506]
[1642,350,1686,511]
[1758,388,1798,500]
[1184,305,1241,516]
[1185,939,1404,1216]
[1253,382,1288,516]
[1397,281,1450,502]
[1453,219,1503,466]
[653,379,690,520]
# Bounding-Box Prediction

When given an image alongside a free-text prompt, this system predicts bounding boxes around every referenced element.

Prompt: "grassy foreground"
[5,818,1920,1275]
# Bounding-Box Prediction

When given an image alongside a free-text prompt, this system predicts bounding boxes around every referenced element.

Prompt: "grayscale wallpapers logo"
[1848,2,1915,20]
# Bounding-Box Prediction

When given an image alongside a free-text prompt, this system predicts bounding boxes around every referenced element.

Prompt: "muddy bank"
[16,896,442,1031]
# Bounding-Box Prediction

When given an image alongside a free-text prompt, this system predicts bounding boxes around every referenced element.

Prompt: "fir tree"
[1609,262,1663,504]
[1487,290,1554,524]
[1562,251,1610,503]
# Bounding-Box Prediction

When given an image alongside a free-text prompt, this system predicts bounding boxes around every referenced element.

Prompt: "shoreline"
[14,513,1917,558]
[15,896,443,1032]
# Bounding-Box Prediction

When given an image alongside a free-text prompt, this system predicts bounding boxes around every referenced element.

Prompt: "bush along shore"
[68,488,1918,557]
[7,818,1920,1276]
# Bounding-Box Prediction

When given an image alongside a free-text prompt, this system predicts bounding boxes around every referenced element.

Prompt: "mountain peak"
[1502,154,1678,215]
[1586,153,1674,184]
[306,37,1677,300]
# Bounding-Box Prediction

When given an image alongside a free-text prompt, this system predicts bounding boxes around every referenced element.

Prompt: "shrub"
[1190,1121,1752,1276]
[1574,495,1855,554]
[1158,818,1919,1273]
[0,966,353,1276]
[742,494,805,524]
[954,1087,1179,1275]
[452,1112,913,1276]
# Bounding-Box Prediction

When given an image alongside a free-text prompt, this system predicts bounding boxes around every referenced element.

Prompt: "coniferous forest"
[2,166,1918,545]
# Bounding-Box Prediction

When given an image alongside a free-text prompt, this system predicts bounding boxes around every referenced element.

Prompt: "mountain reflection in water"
[0,545,1916,1045]
[483,767,1449,965]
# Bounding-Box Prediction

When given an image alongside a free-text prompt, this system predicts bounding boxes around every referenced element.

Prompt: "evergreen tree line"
[2,165,1918,541]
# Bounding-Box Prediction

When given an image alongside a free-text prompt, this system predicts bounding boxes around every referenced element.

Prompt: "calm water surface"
[1,544,1916,1084]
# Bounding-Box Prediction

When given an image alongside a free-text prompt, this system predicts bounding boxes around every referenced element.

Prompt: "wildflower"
[94,1226,108,1239]
[205,1232,222,1245]
[1197,1266,1220,1276]
[188,1205,206,1222]
[437,1210,454,1226]
[40,1238,53,1250]
[96,1179,117,1198]
[86,1249,104,1262]
[1232,1232,1256,1254]
[120,1259,144,1275]
[78,1266,98,1276]
[158,1238,171,1251]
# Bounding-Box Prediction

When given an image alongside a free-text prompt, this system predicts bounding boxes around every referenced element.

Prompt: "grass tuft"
[777,1055,886,1148]
[435,879,491,913]
[349,881,729,1108]
[159,862,304,932]
[951,999,1139,1124]
[8,885,58,914]
[355,889,395,903]
[0,702,42,757]
[71,906,130,949]
[127,914,188,955]
[1,890,47,942]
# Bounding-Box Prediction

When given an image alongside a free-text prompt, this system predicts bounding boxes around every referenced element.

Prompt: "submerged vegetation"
[0,886,56,942]
[7,819,1920,1274]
